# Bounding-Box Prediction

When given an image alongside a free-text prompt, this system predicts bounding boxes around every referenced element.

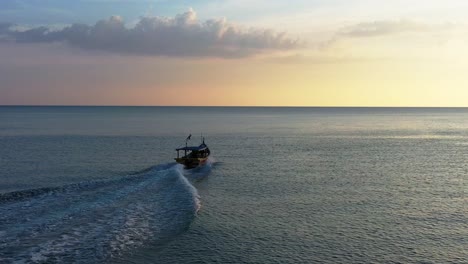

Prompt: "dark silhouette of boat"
[175,136,210,169]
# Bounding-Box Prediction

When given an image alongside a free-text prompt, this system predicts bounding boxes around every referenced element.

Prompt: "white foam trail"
[0,163,203,263]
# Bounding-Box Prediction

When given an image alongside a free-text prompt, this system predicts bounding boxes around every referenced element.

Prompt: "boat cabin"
[176,143,210,159]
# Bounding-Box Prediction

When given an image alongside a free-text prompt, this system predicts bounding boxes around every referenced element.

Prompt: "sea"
[0,106,466,263]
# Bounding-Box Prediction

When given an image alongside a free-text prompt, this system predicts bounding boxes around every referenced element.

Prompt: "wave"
[0,160,213,263]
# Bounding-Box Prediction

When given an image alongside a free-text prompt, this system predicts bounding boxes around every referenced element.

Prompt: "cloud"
[338,20,454,38]
[316,19,461,50]
[0,9,300,58]
[264,53,391,64]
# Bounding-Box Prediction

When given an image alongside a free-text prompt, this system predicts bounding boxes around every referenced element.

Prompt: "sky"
[1,0,468,106]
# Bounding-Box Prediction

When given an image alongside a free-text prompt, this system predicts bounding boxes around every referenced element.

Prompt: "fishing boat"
[175,135,211,169]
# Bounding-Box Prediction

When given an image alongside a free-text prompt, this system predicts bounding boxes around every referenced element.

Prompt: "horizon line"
[1,105,468,108]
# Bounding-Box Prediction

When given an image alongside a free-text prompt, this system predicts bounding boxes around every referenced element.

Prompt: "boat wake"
[0,160,214,263]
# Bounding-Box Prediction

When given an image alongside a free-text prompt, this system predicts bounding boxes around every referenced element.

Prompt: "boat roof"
[176,143,208,151]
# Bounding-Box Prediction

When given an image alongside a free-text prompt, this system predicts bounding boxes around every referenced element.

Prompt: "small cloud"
[316,19,460,50]
[265,53,391,64]
[338,19,455,38]
[0,9,300,58]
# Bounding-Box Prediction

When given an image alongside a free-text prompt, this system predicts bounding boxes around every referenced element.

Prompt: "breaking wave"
[0,160,213,263]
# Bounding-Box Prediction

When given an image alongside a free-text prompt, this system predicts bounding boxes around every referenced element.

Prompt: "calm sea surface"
[0,106,467,263]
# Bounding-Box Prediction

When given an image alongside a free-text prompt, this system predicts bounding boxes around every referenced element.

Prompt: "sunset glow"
[1,1,468,106]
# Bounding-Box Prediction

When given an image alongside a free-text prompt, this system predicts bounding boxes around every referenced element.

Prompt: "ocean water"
[0,106,467,263]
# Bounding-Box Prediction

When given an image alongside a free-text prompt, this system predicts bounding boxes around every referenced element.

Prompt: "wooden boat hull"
[175,157,208,169]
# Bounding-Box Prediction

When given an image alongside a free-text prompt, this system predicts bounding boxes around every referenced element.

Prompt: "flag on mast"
[186,134,192,141]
